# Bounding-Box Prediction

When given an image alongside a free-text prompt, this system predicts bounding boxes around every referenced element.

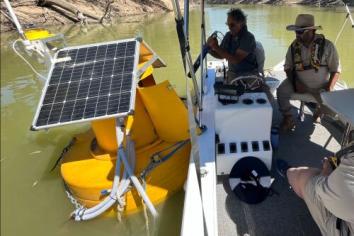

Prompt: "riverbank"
[1,0,352,33]
[0,0,191,33]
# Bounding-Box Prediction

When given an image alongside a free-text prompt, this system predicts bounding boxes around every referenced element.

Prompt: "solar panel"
[31,38,139,130]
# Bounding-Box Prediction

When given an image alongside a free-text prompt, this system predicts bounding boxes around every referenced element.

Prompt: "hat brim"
[286,25,322,31]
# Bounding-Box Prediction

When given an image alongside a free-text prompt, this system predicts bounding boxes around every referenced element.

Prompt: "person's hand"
[321,157,333,176]
[295,80,307,93]
[326,82,334,91]
[207,36,218,50]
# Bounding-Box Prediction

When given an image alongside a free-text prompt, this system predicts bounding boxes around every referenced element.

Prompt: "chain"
[63,182,84,210]
[65,189,83,210]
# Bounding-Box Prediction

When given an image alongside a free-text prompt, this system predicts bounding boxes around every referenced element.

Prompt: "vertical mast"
[334,3,354,45]
[171,0,201,125]
[198,0,206,127]
[3,0,26,39]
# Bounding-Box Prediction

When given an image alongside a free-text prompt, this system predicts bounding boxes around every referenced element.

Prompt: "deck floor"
[216,101,344,236]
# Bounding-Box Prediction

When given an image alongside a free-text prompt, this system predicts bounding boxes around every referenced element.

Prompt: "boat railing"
[180,153,205,236]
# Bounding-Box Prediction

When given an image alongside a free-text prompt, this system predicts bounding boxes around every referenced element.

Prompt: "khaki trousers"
[277,78,328,116]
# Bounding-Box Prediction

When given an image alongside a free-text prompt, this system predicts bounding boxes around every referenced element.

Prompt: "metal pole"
[3,0,26,39]
[334,4,354,45]
[118,148,158,217]
[184,0,189,37]
[198,0,206,127]
[115,118,158,218]
[171,0,201,116]
[345,4,354,27]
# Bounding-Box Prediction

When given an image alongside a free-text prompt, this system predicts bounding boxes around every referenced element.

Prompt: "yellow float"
[60,40,191,218]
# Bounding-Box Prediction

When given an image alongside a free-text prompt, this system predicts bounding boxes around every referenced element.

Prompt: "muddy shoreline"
[1,0,352,33]
[1,0,190,33]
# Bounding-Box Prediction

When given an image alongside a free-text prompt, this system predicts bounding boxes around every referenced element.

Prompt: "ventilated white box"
[214,92,273,175]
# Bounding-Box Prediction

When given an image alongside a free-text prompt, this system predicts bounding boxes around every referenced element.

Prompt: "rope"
[142,192,150,236]
[12,39,47,80]
[116,193,125,222]
[115,172,127,222]
[138,175,150,235]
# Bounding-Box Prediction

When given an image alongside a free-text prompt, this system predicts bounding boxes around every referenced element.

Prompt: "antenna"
[345,4,354,27]
[335,3,354,45]
[3,0,26,39]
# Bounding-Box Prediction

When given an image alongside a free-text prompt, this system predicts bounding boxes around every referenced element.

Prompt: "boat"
[5,0,353,232]
[169,0,354,235]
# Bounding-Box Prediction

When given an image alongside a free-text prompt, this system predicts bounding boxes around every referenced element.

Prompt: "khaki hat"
[286,14,322,31]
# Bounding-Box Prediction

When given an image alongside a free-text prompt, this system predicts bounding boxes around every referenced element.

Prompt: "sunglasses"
[295,29,308,35]
[226,22,237,28]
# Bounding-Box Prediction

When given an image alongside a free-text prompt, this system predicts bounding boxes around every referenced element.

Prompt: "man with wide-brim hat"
[277,14,341,132]
[279,14,353,236]
[286,14,322,31]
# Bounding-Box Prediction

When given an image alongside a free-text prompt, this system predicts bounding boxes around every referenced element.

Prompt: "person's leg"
[261,83,279,126]
[287,167,321,199]
[287,160,341,235]
[300,173,341,236]
[308,89,335,122]
[277,79,295,132]
[261,83,275,106]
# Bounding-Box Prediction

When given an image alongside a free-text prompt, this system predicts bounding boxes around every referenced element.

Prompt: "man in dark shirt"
[207,8,258,84]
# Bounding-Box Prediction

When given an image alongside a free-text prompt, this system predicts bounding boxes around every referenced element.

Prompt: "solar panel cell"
[95,95,109,116]
[66,82,79,101]
[48,102,64,124]
[60,101,75,122]
[84,97,98,118]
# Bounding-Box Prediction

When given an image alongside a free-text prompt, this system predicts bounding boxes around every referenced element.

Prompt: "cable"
[335,16,349,45]
[12,39,47,80]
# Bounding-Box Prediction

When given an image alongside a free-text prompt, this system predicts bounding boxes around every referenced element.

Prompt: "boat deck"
[216,101,343,236]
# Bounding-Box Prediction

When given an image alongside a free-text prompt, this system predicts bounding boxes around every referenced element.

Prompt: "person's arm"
[285,69,294,82]
[208,31,253,64]
[326,41,341,91]
[284,46,294,82]
[208,48,223,59]
[327,72,340,91]
[209,45,249,64]
[206,36,223,59]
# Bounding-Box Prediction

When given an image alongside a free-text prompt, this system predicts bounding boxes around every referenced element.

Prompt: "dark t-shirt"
[220,29,257,74]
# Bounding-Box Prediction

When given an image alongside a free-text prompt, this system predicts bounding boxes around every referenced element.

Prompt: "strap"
[336,218,342,231]
[336,218,351,236]
[314,34,326,61]
[302,64,328,70]
[335,144,354,159]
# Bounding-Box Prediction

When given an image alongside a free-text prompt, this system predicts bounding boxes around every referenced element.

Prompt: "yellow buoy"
[61,80,190,215]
